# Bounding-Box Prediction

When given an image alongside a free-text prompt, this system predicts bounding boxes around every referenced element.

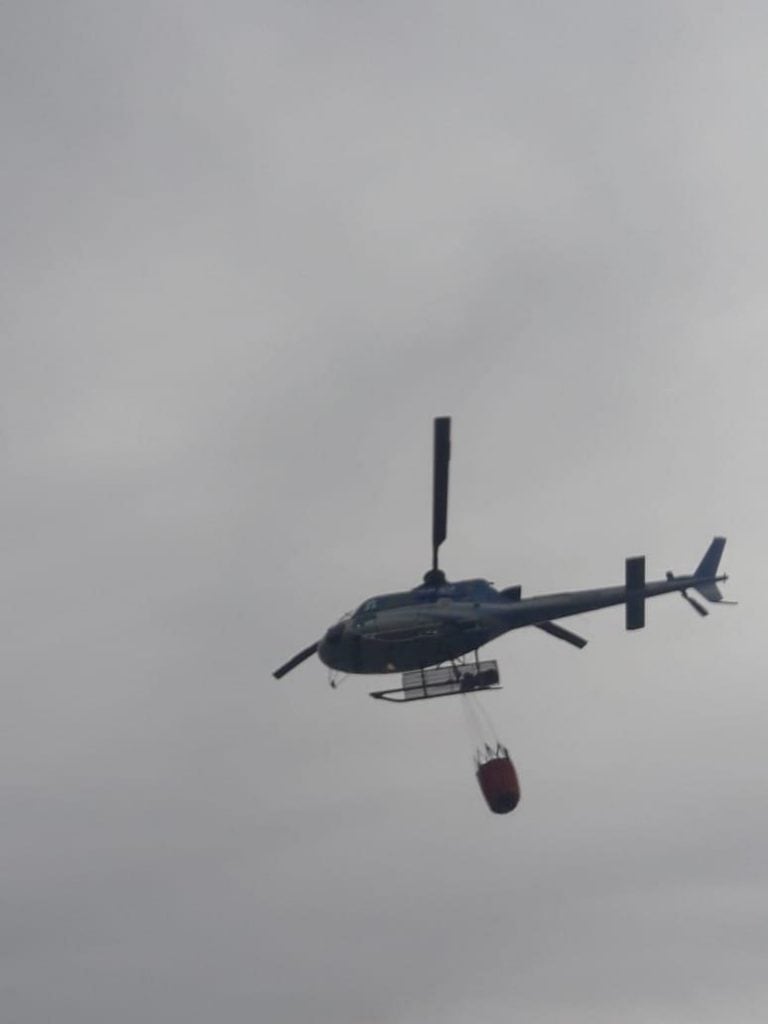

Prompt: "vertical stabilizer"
[695,536,726,579]
[693,537,727,602]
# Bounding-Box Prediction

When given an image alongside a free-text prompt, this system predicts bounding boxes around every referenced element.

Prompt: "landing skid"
[369,654,500,703]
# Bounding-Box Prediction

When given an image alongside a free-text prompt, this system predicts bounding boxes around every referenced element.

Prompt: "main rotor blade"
[432,416,451,571]
[534,621,588,649]
[273,641,320,679]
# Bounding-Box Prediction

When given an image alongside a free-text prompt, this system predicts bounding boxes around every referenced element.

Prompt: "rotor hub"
[422,568,447,587]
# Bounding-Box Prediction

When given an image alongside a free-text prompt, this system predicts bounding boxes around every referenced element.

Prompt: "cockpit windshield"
[353,592,413,619]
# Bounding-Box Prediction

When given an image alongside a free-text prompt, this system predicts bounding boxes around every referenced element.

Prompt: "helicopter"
[274,417,730,704]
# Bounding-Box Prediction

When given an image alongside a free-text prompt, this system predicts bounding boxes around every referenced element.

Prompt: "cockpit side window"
[377,593,410,611]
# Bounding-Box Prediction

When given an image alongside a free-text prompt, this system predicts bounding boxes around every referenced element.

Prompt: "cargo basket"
[370,660,500,703]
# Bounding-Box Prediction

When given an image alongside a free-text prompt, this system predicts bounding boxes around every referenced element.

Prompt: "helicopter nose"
[324,623,345,644]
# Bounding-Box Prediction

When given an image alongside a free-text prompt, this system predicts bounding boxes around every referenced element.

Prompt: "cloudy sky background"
[3,2,767,1021]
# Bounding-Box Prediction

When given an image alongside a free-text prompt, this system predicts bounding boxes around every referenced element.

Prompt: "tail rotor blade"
[432,416,451,572]
[273,641,320,679]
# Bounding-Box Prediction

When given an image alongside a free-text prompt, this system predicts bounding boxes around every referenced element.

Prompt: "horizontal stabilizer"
[535,621,588,649]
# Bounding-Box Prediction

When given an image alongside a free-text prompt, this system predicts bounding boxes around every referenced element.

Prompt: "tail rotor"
[667,537,736,618]
[667,572,709,617]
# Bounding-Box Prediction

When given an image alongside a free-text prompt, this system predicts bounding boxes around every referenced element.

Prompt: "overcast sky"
[3,2,767,1021]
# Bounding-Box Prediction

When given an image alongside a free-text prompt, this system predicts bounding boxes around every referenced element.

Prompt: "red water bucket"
[476,750,520,814]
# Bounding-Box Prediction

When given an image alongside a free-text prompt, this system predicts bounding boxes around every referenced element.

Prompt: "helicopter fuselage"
[316,570,718,675]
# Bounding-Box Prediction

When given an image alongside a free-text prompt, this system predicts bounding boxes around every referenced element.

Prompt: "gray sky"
[3,2,767,1021]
